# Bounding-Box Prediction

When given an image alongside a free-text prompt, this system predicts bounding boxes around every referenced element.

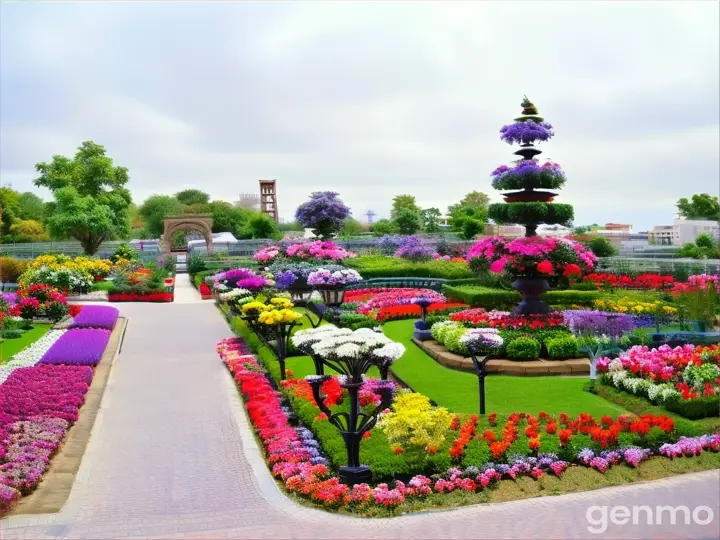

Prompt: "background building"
[650,218,720,246]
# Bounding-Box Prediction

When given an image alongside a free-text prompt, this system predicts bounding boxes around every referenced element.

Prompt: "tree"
[678,233,720,259]
[139,195,185,237]
[449,204,487,240]
[295,191,351,239]
[394,207,422,235]
[587,236,618,257]
[448,191,490,215]
[8,220,50,242]
[370,218,396,236]
[34,141,132,247]
[175,189,210,206]
[243,212,280,239]
[338,218,367,237]
[421,208,442,233]
[45,187,115,255]
[17,192,46,222]
[676,194,720,221]
[0,187,21,237]
[207,201,250,237]
[391,194,420,220]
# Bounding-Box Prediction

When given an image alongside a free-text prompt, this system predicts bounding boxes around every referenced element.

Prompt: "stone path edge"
[221,317,720,524]
[5,317,128,522]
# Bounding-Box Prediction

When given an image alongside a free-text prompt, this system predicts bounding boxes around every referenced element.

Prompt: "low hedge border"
[442,284,604,309]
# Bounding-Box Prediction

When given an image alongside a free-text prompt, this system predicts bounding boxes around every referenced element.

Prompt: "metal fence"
[596,257,719,275]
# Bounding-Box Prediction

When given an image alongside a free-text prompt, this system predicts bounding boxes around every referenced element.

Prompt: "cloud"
[1,1,718,230]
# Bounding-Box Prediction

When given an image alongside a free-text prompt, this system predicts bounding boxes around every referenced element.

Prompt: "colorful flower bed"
[599,345,720,419]
[450,309,566,330]
[199,282,213,300]
[356,289,446,316]
[254,241,355,264]
[218,336,720,513]
[108,292,174,303]
[38,329,111,367]
[583,273,676,290]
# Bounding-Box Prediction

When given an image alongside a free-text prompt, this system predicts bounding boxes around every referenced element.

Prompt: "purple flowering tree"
[295,192,351,240]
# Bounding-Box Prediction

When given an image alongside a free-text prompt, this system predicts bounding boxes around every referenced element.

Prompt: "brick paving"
[1,292,718,539]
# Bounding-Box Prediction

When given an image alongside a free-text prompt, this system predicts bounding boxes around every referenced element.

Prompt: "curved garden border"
[413,338,590,376]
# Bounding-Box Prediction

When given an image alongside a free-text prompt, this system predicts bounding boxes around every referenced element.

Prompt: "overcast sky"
[1,1,718,230]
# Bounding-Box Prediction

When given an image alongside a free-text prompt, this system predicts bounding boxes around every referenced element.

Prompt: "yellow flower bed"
[378,392,452,454]
[593,297,677,316]
[29,254,113,277]
[258,308,303,325]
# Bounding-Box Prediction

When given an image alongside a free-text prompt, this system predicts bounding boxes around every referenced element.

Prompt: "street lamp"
[460,328,504,415]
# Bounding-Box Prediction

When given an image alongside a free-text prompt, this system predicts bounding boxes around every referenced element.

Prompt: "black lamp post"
[463,329,504,416]
[468,348,492,415]
[242,314,300,381]
[307,375,394,485]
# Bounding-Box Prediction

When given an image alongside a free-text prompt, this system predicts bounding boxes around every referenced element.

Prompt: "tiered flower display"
[254,240,355,264]
[294,191,352,239]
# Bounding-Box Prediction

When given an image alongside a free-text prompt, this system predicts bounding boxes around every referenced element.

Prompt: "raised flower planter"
[108,292,174,303]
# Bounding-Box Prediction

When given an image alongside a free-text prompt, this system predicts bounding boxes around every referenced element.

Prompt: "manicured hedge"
[345,255,474,280]
[442,284,603,309]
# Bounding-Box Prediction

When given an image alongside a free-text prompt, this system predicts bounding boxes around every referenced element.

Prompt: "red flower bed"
[199,282,213,300]
[450,309,566,330]
[583,273,675,290]
[108,292,174,303]
[377,302,467,322]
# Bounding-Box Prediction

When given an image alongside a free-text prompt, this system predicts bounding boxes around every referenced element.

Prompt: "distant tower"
[236,193,261,211]
[259,179,278,222]
[365,210,376,225]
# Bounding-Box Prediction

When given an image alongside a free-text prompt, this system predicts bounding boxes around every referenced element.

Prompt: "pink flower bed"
[356,288,446,315]
[254,241,355,263]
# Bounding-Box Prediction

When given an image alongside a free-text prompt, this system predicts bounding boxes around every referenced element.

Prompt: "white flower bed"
[67,291,109,301]
[0,329,67,384]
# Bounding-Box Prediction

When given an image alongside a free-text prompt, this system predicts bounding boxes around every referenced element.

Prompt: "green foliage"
[421,208,441,233]
[346,255,474,279]
[174,189,210,206]
[187,253,207,274]
[488,202,574,226]
[393,208,422,235]
[34,141,132,245]
[676,193,720,221]
[45,187,116,255]
[242,212,280,239]
[587,236,618,257]
[339,218,367,236]
[0,186,21,237]
[448,191,490,215]
[111,243,139,263]
[138,195,185,237]
[677,233,720,259]
[506,336,542,361]
[0,257,29,283]
[17,192,46,222]
[369,218,396,236]
[546,336,580,359]
[449,204,487,240]
[390,194,420,220]
[442,284,605,310]
[7,220,49,242]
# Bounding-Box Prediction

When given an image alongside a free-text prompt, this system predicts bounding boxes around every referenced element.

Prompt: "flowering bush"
[307,268,362,288]
[491,160,566,191]
[19,265,94,293]
[394,236,434,262]
[26,254,112,280]
[671,274,719,326]
[467,236,596,278]
[212,268,269,291]
[377,392,452,455]
[500,120,554,145]
[254,241,355,264]
[459,328,504,351]
[583,273,675,290]
[295,191,352,239]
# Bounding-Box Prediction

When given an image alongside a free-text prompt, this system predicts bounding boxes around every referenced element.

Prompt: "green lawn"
[383,319,628,417]
[0,323,52,364]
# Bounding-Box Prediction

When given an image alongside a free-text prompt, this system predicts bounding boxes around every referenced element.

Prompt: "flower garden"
[198,97,720,515]
[0,295,121,515]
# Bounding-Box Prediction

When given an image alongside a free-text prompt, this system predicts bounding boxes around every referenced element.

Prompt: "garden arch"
[162,215,214,254]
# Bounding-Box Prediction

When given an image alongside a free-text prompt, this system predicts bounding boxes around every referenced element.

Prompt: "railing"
[596,257,720,275]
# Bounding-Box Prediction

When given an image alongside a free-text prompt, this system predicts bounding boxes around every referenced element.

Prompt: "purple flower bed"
[500,120,554,145]
[1,292,17,306]
[563,310,636,337]
[68,305,119,330]
[38,329,111,366]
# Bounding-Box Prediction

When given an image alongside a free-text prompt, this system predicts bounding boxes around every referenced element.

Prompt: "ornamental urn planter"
[503,190,557,203]
[318,288,345,307]
[511,276,550,315]
[288,287,314,305]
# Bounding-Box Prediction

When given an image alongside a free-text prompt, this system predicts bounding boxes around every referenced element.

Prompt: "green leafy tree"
[8,220,50,242]
[243,212,280,239]
[0,187,21,237]
[449,204,487,240]
[370,218,396,236]
[586,236,618,257]
[678,233,720,259]
[676,194,720,221]
[391,194,420,220]
[208,201,250,237]
[394,207,422,235]
[448,191,490,215]
[45,187,115,254]
[139,195,185,237]
[175,189,210,206]
[421,207,442,233]
[17,192,46,222]
[339,218,367,236]
[33,141,132,247]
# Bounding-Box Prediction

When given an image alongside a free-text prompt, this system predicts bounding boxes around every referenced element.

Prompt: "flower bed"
[583,273,675,290]
[218,337,720,514]
[38,329,111,367]
[0,330,67,384]
[68,305,119,330]
[108,292,174,302]
[199,282,213,300]
[254,241,355,264]
[598,345,720,419]
[357,289,446,316]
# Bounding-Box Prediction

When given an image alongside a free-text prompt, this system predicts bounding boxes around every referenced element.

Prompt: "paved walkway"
[1,283,719,539]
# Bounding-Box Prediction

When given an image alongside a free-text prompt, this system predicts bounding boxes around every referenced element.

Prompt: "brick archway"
[162,215,214,254]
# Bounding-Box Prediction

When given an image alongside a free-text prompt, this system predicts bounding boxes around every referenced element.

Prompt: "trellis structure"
[259,179,278,222]
[162,215,214,254]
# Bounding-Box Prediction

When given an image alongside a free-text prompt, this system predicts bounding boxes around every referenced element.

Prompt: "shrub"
[110,244,139,264]
[1,328,23,339]
[506,336,541,361]
[188,253,207,274]
[44,300,69,322]
[442,284,603,309]
[377,392,452,454]
[545,336,579,359]
[346,255,473,280]
[663,395,720,420]
[0,257,29,283]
